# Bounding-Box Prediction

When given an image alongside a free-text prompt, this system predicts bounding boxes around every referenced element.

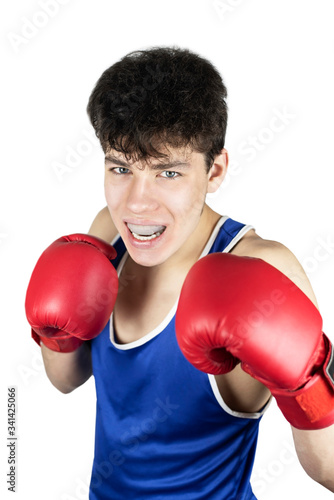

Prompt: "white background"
[1,0,334,498]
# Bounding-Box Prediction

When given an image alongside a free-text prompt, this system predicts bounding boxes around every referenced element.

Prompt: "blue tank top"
[89,216,268,499]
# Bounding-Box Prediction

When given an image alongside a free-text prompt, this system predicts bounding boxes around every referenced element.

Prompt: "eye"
[160,171,180,179]
[109,166,130,175]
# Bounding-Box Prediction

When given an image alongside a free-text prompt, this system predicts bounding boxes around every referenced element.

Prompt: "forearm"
[292,424,334,492]
[41,341,92,394]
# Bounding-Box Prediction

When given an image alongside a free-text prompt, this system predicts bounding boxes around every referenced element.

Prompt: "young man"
[25,47,334,499]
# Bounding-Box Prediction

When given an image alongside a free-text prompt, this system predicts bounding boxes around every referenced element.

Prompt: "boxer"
[26,47,334,498]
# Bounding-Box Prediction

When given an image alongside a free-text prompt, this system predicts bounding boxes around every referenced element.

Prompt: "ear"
[207,149,228,194]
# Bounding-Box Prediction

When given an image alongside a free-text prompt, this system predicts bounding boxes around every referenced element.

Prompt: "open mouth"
[126,223,166,241]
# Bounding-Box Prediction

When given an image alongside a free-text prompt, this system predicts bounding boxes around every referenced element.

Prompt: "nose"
[126,175,160,214]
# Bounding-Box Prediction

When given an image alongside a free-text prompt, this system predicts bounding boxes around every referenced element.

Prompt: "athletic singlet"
[89,216,270,500]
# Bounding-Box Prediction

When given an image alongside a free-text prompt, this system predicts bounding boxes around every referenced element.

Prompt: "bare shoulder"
[231,229,319,308]
[215,228,319,413]
[88,206,118,243]
[232,229,296,265]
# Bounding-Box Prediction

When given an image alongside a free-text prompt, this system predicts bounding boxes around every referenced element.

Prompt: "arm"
[29,211,118,394]
[292,425,334,491]
[175,236,334,491]
[41,341,92,394]
[251,242,334,492]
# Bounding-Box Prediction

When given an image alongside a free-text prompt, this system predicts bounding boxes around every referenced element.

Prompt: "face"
[104,145,226,268]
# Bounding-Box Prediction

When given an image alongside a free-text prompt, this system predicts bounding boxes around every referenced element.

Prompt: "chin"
[129,250,166,268]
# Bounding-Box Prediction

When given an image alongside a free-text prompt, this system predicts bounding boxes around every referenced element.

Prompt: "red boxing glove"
[175,252,334,430]
[25,234,118,353]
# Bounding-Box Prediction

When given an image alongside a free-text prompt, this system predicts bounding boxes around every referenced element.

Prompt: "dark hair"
[87,46,228,171]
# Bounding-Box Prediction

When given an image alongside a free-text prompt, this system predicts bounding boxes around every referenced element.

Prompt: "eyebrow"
[104,154,190,170]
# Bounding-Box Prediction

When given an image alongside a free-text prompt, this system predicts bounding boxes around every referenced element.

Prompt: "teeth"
[127,223,165,236]
[126,223,166,241]
[131,230,164,241]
